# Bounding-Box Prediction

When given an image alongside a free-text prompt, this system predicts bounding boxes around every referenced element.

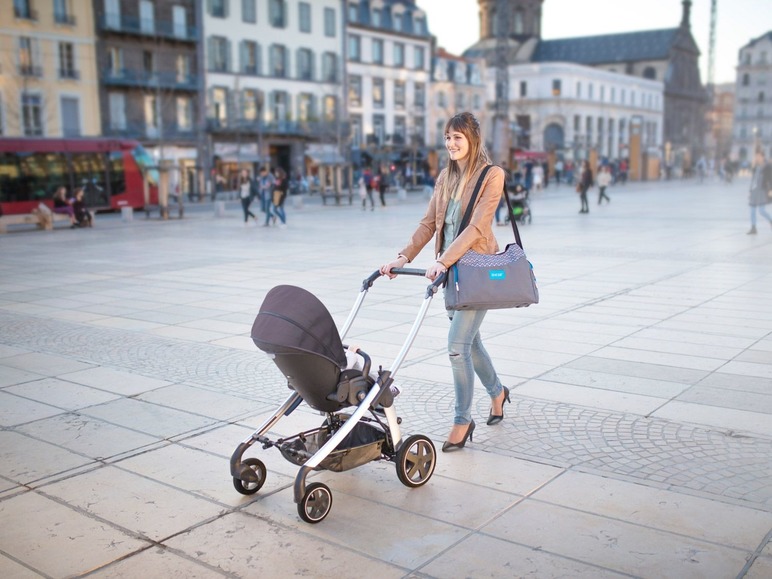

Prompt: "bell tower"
[479,0,544,41]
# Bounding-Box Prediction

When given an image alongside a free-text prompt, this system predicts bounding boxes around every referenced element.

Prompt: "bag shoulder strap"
[456,165,525,250]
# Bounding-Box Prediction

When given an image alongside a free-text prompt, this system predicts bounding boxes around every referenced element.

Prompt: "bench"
[319,187,353,205]
[0,210,91,233]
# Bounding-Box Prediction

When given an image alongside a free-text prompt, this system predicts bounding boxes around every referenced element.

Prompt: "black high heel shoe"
[486,386,511,426]
[441,420,475,452]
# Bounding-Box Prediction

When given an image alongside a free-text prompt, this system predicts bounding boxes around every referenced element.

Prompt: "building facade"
[346,0,431,174]
[204,0,345,183]
[428,48,487,171]
[704,82,734,163]
[0,0,101,137]
[732,31,772,163]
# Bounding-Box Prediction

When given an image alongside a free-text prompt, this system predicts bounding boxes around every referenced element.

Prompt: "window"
[576,82,582,98]
[437,91,446,108]
[520,81,527,97]
[394,80,405,109]
[242,89,259,120]
[573,115,580,132]
[372,39,383,64]
[743,73,750,86]
[349,75,362,107]
[176,96,192,130]
[144,95,159,137]
[297,93,314,121]
[299,2,311,32]
[413,116,425,145]
[414,82,425,108]
[514,9,523,34]
[392,11,402,31]
[59,42,77,79]
[760,91,766,103]
[211,0,227,17]
[473,94,481,109]
[14,0,35,19]
[108,92,126,130]
[350,114,362,147]
[455,92,465,109]
[414,47,425,70]
[373,78,384,108]
[105,0,119,26]
[212,87,229,125]
[373,114,385,145]
[143,50,154,75]
[552,79,561,97]
[414,16,425,34]
[18,37,40,77]
[393,116,406,144]
[242,41,259,74]
[297,48,313,80]
[270,90,288,122]
[60,97,80,137]
[269,0,286,27]
[176,54,191,83]
[322,52,337,82]
[371,8,381,27]
[588,83,594,100]
[393,43,404,67]
[209,37,230,72]
[324,7,335,37]
[323,95,337,121]
[172,5,186,37]
[631,91,636,106]
[643,66,656,80]
[610,87,616,103]
[21,92,43,137]
[108,47,123,76]
[140,0,154,33]
[621,89,626,104]
[348,35,361,62]
[270,44,288,77]
[54,0,74,24]
[348,2,358,22]
[436,120,444,146]
[242,0,256,23]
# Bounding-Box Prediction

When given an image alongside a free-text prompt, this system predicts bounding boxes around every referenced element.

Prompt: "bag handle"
[456,165,524,250]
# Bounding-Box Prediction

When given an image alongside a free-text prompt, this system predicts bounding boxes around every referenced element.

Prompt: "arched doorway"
[543,123,565,150]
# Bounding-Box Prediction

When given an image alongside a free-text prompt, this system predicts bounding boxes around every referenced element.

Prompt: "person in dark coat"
[747,150,772,234]
[577,160,593,214]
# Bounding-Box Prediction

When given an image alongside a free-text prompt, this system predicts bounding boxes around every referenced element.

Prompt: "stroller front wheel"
[395,434,437,488]
[298,482,333,523]
[233,458,267,495]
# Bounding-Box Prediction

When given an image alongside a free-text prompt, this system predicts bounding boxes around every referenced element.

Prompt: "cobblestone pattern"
[2,311,770,509]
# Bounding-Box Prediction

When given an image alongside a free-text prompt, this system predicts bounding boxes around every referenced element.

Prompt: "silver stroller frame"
[230,268,445,523]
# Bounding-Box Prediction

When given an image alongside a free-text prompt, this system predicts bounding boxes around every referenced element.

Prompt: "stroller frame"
[230,268,444,523]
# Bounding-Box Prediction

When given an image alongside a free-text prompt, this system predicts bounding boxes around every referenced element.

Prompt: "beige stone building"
[0,0,101,137]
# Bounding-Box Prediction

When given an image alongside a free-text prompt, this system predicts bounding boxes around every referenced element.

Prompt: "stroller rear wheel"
[298,482,333,523]
[395,435,436,488]
[232,458,267,495]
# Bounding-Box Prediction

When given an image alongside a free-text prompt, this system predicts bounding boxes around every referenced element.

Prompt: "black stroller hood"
[251,285,347,368]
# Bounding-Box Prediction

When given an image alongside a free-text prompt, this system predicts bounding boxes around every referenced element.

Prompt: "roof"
[533,28,679,65]
[742,31,772,50]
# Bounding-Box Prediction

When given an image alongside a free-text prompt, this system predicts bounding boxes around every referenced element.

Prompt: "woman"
[52,187,75,225]
[577,160,593,213]
[269,167,288,228]
[747,150,772,234]
[379,112,509,452]
[238,169,257,225]
[71,188,92,227]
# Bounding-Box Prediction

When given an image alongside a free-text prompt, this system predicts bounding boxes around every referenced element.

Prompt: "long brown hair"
[440,112,491,200]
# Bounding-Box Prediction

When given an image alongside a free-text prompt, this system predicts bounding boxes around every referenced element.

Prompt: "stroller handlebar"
[361,269,446,299]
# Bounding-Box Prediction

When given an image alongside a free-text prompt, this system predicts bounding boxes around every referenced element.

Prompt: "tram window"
[71,153,109,206]
[10,153,68,202]
[0,153,20,203]
[109,150,126,196]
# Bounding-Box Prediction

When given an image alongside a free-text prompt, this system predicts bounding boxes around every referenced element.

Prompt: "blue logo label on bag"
[489,269,506,280]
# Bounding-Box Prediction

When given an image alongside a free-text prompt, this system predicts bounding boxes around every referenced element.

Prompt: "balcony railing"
[206,118,344,138]
[14,6,37,20]
[59,68,80,80]
[103,122,196,140]
[18,64,43,77]
[102,68,198,90]
[54,12,76,25]
[99,13,198,41]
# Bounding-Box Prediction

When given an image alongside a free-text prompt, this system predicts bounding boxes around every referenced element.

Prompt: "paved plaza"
[1,176,771,578]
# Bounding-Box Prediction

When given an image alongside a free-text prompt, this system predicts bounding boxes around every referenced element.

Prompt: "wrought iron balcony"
[54,12,76,25]
[103,122,196,141]
[206,117,344,138]
[99,13,198,41]
[102,68,198,90]
[59,68,80,80]
[18,64,43,77]
[14,6,37,20]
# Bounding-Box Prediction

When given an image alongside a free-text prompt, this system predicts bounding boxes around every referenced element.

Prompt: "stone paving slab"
[0,178,771,577]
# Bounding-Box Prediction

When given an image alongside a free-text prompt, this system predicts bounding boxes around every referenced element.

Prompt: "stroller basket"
[279,420,385,472]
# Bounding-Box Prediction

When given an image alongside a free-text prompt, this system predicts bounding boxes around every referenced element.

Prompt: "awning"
[306,144,347,165]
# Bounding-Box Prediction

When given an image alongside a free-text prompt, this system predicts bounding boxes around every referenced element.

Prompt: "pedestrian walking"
[270,167,288,228]
[376,169,388,207]
[361,168,375,211]
[577,160,593,213]
[238,170,258,225]
[597,165,612,204]
[747,150,772,235]
[258,166,274,219]
[379,112,509,453]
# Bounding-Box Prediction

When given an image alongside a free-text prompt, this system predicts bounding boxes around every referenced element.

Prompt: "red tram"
[0,138,159,215]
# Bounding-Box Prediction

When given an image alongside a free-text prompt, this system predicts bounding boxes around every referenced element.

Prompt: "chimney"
[680,0,692,28]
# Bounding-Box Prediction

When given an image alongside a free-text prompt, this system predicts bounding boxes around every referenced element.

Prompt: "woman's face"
[445,129,470,163]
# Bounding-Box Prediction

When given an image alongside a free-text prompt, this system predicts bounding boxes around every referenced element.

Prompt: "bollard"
[121,206,133,222]
[214,201,227,217]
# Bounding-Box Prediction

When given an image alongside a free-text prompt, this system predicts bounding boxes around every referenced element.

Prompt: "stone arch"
[544,122,565,150]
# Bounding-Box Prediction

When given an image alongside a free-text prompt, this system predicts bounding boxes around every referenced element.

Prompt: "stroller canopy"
[251,285,347,368]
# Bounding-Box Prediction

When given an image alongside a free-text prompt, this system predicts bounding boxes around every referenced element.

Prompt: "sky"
[415,0,772,85]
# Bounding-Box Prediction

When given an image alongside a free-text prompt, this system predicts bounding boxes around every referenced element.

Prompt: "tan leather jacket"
[399,164,505,268]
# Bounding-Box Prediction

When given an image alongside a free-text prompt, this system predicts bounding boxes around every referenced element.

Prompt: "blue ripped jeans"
[447,308,504,425]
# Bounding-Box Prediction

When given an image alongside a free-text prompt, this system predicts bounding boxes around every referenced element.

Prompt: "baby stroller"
[230,269,441,523]
[509,183,532,224]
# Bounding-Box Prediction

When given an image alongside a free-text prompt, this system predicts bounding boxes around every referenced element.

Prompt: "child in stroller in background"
[497,183,532,225]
